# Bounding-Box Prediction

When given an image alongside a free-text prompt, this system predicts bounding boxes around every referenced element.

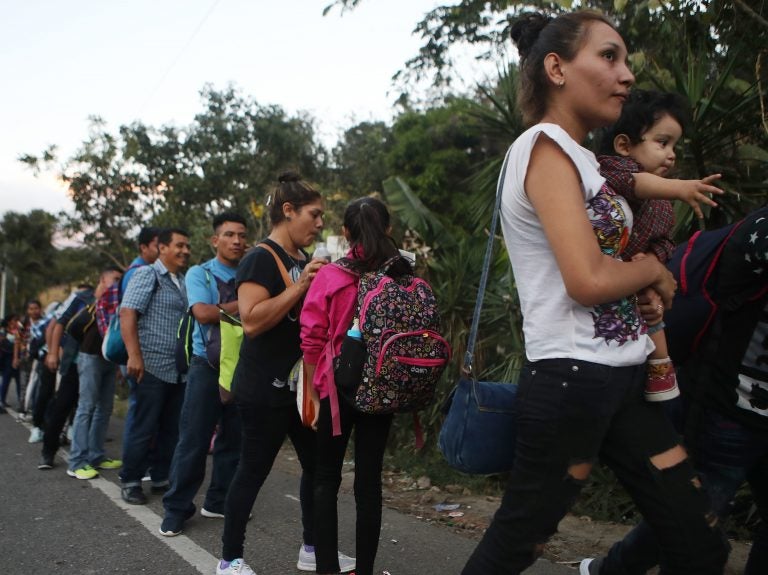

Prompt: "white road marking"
[96,477,218,574]
[13,408,218,574]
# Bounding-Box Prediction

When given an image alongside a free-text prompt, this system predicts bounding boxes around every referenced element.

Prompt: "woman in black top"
[216,172,355,575]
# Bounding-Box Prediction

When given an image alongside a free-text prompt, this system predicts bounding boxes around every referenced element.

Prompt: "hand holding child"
[631,252,675,314]
[649,263,677,310]
[637,287,665,324]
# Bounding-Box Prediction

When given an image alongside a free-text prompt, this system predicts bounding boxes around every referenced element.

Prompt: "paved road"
[0,404,574,575]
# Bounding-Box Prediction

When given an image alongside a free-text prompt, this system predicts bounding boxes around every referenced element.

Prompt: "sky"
[0,0,490,217]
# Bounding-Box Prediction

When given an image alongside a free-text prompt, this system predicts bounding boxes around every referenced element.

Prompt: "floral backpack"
[333,256,451,415]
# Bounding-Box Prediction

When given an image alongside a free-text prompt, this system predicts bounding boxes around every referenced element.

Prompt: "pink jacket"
[300,253,359,410]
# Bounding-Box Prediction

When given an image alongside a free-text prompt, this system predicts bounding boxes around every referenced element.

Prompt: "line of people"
[5,9,766,575]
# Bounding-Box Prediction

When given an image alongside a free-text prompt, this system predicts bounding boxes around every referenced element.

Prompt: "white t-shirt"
[501,123,653,366]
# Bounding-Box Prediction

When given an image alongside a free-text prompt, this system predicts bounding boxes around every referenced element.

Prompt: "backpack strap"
[331,257,360,278]
[325,341,343,437]
[186,268,213,351]
[258,242,295,287]
[118,261,147,302]
[258,242,307,322]
[322,258,362,437]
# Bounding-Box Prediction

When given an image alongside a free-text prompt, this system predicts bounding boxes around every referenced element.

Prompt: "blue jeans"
[119,371,185,487]
[68,353,118,470]
[121,366,155,477]
[601,406,768,574]
[461,359,729,575]
[120,365,136,442]
[163,356,241,519]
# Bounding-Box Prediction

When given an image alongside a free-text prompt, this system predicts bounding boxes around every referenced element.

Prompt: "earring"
[558,79,565,87]
[286,216,292,221]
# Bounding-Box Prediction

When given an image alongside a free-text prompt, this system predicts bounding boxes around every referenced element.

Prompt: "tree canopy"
[20,86,330,266]
[0,210,59,313]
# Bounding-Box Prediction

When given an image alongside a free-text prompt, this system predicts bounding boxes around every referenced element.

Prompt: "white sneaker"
[296,545,356,572]
[215,558,256,575]
[201,508,253,520]
[28,427,43,443]
[580,558,594,575]
[201,507,225,519]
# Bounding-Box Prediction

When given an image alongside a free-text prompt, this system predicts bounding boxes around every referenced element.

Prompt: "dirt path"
[276,445,751,572]
[377,470,753,574]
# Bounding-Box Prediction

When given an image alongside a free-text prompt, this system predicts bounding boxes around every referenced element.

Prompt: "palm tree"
[380,69,529,446]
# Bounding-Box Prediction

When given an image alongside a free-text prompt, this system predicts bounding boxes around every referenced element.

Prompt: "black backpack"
[665,209,768,364]
[175,269,237,374]
[64,299,97,343]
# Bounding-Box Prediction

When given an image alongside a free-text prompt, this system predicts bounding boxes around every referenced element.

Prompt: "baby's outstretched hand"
[673,174,723,219]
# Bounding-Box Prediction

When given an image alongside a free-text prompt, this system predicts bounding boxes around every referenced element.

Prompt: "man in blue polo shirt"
[160,212,247,536]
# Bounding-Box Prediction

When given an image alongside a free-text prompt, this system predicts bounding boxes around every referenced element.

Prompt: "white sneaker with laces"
[215,558,256,575]
[296,544,356,572]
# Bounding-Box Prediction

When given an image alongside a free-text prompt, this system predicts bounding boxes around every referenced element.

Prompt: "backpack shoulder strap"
[146,266,161,306]
[257,242,294,287]
[119,262,145,298]
[331,257,361,279]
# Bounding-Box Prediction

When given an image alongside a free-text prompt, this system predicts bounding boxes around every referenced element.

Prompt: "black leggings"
[314,396,393,575]
[42,363,79,458]
[221,401,316,561]
[33,364,57,429]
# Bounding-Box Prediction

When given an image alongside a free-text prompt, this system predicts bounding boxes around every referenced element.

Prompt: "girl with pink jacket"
[301,197,411,575]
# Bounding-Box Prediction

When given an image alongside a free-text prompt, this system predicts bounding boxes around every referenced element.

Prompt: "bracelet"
[647,321,665,335]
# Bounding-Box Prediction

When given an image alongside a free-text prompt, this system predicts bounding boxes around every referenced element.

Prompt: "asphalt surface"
[0,398,574,575]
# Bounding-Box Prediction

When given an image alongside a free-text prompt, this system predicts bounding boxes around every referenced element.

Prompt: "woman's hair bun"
[510,12,551,60]
[278,170,301,184]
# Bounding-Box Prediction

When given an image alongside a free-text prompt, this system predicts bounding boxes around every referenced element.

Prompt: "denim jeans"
[314,396,393,575]
[121,366,156,475]
[120,365,136,443]
[601,406,768,575]
[461,358,729,575]
[163,356,241,519]
[68,353,118,470]
[221,401,316,561]
[119,371,185,487]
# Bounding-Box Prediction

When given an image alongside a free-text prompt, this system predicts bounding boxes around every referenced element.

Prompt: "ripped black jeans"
[461,358,729,575]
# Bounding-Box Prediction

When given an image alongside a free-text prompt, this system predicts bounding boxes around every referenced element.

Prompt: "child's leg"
[648,324,668,360]
[646,326,680,402]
